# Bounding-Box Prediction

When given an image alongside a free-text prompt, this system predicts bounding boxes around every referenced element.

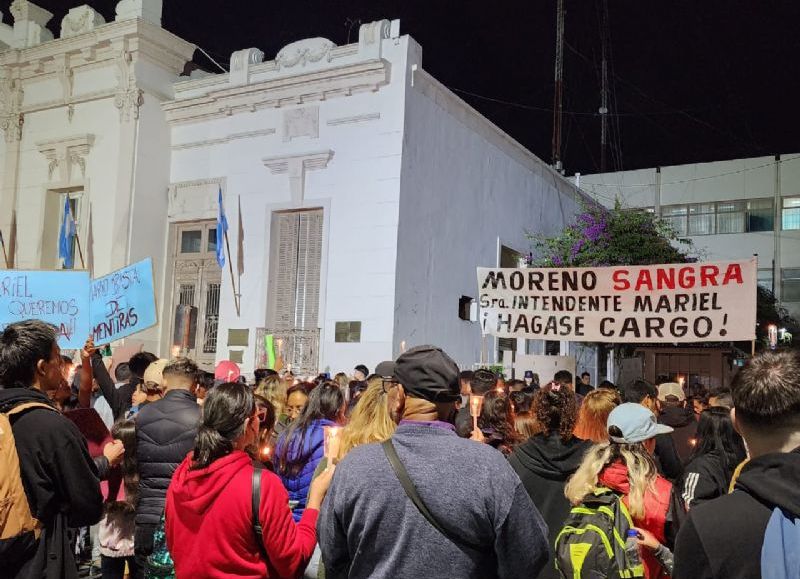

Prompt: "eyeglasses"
[382,379,398,394]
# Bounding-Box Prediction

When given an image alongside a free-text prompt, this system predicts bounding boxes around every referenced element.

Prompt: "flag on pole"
[58,196,76,269]
[86,203,94,277]
[216,187,228,268]
[237,195,245,278]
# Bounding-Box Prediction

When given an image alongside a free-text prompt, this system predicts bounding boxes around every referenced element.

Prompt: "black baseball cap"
[375,361,396,379]
[394,345,460,403]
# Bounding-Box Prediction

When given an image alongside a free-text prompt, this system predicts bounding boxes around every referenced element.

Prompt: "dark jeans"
[133,523,157,579]
[101,555,138,579]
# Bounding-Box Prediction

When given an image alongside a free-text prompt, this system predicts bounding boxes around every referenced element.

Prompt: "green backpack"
[554,487,645,579]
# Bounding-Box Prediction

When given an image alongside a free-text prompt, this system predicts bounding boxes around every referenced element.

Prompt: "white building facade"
[1,1,588,374]
[579,155,800,318]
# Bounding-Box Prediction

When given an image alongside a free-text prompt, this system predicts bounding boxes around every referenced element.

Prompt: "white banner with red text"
[477,259,757,343]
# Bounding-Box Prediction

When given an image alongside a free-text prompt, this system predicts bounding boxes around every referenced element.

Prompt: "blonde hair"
[564,442,658,519]
[255,375,287,418]
[337,377,396,461]
[573,389,621,443]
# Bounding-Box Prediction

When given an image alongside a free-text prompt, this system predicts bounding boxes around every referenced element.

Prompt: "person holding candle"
[276,382,345,522]
[166,382,335,578]
[455,368,497,438]
[318,345,549,579]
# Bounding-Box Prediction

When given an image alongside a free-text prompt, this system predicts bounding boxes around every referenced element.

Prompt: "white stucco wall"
[394,61,587,369]
[166,30,409,373]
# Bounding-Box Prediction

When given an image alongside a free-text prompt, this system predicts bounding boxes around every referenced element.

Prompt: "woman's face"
[286,391,308,421]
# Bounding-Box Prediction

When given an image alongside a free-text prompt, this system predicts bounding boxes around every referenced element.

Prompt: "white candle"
[324,426,342,461]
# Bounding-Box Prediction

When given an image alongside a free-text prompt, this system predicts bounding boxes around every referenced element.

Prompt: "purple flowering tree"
[528,201,692,268]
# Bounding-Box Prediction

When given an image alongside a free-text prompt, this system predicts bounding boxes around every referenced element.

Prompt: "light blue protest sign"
[0,270,91,349]
[90,258,157,343]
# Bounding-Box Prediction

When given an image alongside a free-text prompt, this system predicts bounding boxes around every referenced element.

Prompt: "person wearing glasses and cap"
[565,403,675,579]
[318,346,549,579]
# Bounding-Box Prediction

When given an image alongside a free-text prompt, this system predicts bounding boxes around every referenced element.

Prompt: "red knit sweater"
[166,450,318,579]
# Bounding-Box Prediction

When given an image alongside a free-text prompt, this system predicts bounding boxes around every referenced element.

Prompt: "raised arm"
[77,336,95,409]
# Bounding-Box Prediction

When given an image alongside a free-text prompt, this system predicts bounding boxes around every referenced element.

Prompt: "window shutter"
[267,209,323,330]
[296,210,323,329]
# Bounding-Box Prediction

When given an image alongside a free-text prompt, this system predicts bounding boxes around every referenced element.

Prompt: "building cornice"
[0,18,195,75]
[163,58,390,126]
[162,19,400,126]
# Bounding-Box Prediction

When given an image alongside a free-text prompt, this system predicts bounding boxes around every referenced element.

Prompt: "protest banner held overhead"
[0,270,91,348]
[90,258,157,343]
[477,259,757,343]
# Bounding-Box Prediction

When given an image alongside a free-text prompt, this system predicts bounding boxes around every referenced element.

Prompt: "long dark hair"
[192,382,254,470]
[478,391,521,453]
[277,381,344,477]
[105,419,139,514]
[690,407,747,476]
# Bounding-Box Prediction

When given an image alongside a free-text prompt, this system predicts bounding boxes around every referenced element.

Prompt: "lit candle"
[324,426,342,461]
[678,376,685,388]
[261,446,272,459]
[470,395,484,418]
[470,394,484,435]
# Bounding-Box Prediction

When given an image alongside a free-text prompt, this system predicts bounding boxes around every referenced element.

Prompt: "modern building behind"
[580,155,800,314]
[580,154,800,386]
[0,0,588,373]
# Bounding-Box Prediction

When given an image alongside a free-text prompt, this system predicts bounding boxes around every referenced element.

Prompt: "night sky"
[5,0,799,175]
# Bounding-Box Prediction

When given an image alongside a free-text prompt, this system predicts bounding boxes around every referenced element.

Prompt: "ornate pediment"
[36,134,94,185]
[275,38,336,70]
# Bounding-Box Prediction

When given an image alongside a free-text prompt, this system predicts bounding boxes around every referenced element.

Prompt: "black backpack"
[555,487,645,578]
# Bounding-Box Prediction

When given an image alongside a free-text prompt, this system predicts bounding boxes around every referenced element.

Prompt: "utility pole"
[599,0,610,172]
[551,0,565,173]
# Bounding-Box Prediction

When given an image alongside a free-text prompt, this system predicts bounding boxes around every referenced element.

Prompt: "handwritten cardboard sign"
[477,259,757,343]
[0,270,91,348]
[90,258,157,343]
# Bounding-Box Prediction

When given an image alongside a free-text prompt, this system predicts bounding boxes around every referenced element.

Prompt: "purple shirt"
[399,419,456,433]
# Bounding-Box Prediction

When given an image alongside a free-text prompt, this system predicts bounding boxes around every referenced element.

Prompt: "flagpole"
[224,229,240,317]
[74,231,86,270]
[0,230,8,268]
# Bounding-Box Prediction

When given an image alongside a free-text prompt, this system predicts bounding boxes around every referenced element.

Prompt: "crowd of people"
[1,318,799,578]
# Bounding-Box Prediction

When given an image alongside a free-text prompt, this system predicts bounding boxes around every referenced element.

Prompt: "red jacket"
[166,450,318,579]
[599,461,672,579]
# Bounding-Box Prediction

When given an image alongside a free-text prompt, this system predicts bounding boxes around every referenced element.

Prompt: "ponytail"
[192,424,235,470]
[191,381,254,470]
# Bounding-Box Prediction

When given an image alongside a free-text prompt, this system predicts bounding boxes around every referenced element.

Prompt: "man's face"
[354,370,366,382]
[581,375,590,385]
[459,379,471,396]
[39,343,65,393]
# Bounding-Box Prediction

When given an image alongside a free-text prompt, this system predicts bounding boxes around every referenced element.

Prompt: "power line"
[449,85,716,118]
[582,154,800,189]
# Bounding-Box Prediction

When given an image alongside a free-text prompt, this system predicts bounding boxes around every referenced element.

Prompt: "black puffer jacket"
[135,389,200,525]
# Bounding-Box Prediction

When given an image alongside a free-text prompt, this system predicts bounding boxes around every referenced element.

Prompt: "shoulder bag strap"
[6,401,57,417]
[252,464,269,560]
[381,439,481,551]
